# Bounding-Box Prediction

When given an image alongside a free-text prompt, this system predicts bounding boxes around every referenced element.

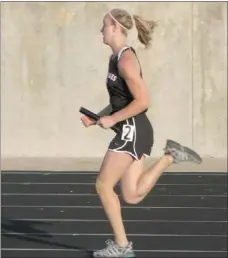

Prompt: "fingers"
[81,115,96,127]
[81,115,91,122]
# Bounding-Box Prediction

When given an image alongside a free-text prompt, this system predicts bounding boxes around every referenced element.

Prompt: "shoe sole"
[125,254,136,258]
[93,253,135,257]
[184,146,202,164]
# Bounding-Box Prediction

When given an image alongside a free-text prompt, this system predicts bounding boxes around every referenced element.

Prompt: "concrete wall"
[1,2,227,170]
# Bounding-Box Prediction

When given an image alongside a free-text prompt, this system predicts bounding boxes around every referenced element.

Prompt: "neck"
[110,38,128,55]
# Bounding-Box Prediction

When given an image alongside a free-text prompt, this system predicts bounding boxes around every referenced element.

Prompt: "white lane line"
[2,232,227,237]
[2,205,227,209]
[1,248,227,253]
[2,182,226,186]
[1,171,227,176]
[2,193,227,197]
[3,218,227,223]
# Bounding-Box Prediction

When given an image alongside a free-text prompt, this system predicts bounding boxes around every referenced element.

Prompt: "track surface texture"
[1,171,228,258]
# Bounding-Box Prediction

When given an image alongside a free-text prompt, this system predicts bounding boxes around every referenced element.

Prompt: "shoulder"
[117,49,140,79]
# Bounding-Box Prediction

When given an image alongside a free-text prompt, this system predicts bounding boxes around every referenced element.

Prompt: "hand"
[97,115,117,129]
[81,115,96,127]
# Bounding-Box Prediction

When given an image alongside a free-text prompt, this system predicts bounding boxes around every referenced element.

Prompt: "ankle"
[115,239,129,248]
[163,153,174,164]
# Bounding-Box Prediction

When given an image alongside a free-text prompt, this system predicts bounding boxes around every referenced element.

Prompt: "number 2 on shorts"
[121,124,134,142]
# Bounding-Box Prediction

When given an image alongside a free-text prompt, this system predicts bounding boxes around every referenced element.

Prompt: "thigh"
[120,155,145,199]
[97,150,134,188]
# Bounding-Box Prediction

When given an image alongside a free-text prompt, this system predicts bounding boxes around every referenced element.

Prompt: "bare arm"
[111,51,150,123]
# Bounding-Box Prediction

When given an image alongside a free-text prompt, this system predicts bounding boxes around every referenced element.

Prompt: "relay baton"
[79,107,120,134]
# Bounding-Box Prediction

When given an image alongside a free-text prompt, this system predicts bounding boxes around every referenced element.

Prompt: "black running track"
[1,171,228,258]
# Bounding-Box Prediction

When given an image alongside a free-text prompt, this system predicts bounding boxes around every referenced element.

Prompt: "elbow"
[140,96,150,110]
[135,99,149,112]
[142,102,149,111]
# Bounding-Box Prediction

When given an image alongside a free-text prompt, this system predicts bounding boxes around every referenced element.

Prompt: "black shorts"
[108,113,154,160]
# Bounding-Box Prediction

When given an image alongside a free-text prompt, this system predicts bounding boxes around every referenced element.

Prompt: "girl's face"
[100,14,116,45]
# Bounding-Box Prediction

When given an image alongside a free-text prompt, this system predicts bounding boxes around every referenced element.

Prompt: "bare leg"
[93,140,202,257]
[121,139,202,204]
[121,154,173,204]
[95,150,133,247]
[137,154,173,198]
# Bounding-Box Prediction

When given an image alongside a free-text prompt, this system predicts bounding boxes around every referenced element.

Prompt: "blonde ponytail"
[108,8,157,48]
[133,15,157,48]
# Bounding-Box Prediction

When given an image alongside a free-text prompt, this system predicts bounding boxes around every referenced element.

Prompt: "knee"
[95,177,113,196]
[95,178,104,195]
[121,192,142,205]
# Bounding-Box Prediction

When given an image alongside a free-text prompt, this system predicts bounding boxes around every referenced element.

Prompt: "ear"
[112,23,117,32]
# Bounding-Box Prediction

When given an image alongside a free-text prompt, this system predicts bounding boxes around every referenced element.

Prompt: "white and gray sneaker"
[93,239,135,257]
[164,139,202,164]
